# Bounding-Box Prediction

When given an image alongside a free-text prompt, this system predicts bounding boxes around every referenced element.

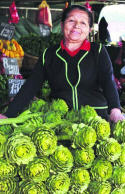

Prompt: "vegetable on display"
[0,98,124,193]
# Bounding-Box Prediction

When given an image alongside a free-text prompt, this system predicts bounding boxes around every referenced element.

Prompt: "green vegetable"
[80,105,98,124]
[19,156,51,182]
[115,143,125,166]
[0,124,13,135]
[90,158,113,181]
[113,120,125,143]
[31,126,57,156]
[50,145,73,173]
[0,130,8,157]
[72,123,97,148]
[112,166,125,185]
[29,98,49,113]
[88,181,112,194]
[89,116,111,141]
[43,111,62,123]
[96,138,121,162]
[41,80,51,101]
[65,109,80,123]
[0,112,42,125]
[73,147,95,169]
[0,178,18,194]
[14,115,43,135]
[19,180,48,194]
[0,158,17,178]
[70,167,90,192]
[55,121,73,141]
[47,172,70,194]
[5,133,37,165]
[111,185,125,194]
[50,99,69,117]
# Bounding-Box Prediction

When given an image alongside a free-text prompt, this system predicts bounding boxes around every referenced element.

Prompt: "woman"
[0,5,124,122]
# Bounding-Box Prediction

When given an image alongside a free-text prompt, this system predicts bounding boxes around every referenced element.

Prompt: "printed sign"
[2,57,20,75]
[0,22,15,40]
[8,79,25,97]
[39,24,51,37]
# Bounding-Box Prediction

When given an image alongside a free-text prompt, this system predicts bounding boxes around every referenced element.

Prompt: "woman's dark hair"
[61,5,93,28]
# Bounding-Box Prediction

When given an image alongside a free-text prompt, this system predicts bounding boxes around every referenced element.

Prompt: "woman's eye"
[67,19,74,23]
[81,22,86,25]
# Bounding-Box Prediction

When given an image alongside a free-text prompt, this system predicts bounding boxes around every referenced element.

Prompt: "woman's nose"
[74,21,81,28]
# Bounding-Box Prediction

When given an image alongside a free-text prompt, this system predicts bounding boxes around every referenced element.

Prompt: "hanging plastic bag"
[8,1,19,24]
[36,0,52,28]
[85,1,92,12]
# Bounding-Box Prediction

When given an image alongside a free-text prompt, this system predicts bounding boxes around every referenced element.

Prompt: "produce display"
[0,96,125,193]
[19,32,62,57]
[0,39,24,58]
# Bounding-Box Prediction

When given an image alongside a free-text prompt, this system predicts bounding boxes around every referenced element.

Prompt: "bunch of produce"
[0,38,24,58]
[19,32,62,57]
[0,98,125,193]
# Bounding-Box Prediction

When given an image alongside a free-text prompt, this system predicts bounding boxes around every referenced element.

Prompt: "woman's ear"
[89,27,92,33]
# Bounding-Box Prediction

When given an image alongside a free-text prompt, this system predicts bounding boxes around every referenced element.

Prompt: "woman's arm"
[98,45,124,122]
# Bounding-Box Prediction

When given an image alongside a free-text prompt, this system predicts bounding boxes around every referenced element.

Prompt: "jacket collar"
[60,39,90,56]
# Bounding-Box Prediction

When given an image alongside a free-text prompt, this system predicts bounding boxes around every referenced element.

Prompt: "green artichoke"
[47,172,70,194]
[5,133,37,165]
[19,156,51,182]
[90,157,113,181]
[50,145,73,173]
[31,126,57,156]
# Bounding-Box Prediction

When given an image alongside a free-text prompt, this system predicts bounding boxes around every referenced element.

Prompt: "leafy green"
[111,185,125,194]
[115,143,125,166]
[90,158,113,181]
[50,145,73,173]
[79,105,98,124]
[5,133,37,165]
[70,167,90,192]
[112,166,125,185]
[19,156,51,182]
[47,172,70,194]
[19,180,48,194]
[0,178,18,194]
[72,123,97,148]
[96,138,121,162]
[88,181,112,194]
[31,126,57,156]
[29,98,49,113]
[65,109,80,123]
[0,158,17,178]
[50,99,69,117]
[113,120,125,143]
[43,111,62,123]
[73,147,95,169]
[89,116,111,141]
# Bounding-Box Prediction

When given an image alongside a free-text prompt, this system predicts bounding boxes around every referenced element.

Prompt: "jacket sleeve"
[5,54,46,118]
[98,45,121,111]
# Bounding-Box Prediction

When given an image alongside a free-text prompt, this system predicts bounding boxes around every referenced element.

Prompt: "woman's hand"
[110,108,125,123]
[0,114,7,119]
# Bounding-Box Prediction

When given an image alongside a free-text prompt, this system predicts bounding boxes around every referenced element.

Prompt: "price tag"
[0,22,15,40]
[8,79,25,97]
[3,57,20,75]
[39,24,51,37]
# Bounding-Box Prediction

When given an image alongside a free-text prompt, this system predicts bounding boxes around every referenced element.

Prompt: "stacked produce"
[19,32,62,57]
[0,38,24,58]
[0,98,125,193]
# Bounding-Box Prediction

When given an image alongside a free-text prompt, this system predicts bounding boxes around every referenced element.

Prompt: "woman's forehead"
[67,9,89,18]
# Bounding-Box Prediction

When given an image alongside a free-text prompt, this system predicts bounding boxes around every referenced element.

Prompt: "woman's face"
[62,9,91,43]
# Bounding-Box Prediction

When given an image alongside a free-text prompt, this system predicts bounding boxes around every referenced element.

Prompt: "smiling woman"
[0,4,124,123]
[62,9,90,51]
